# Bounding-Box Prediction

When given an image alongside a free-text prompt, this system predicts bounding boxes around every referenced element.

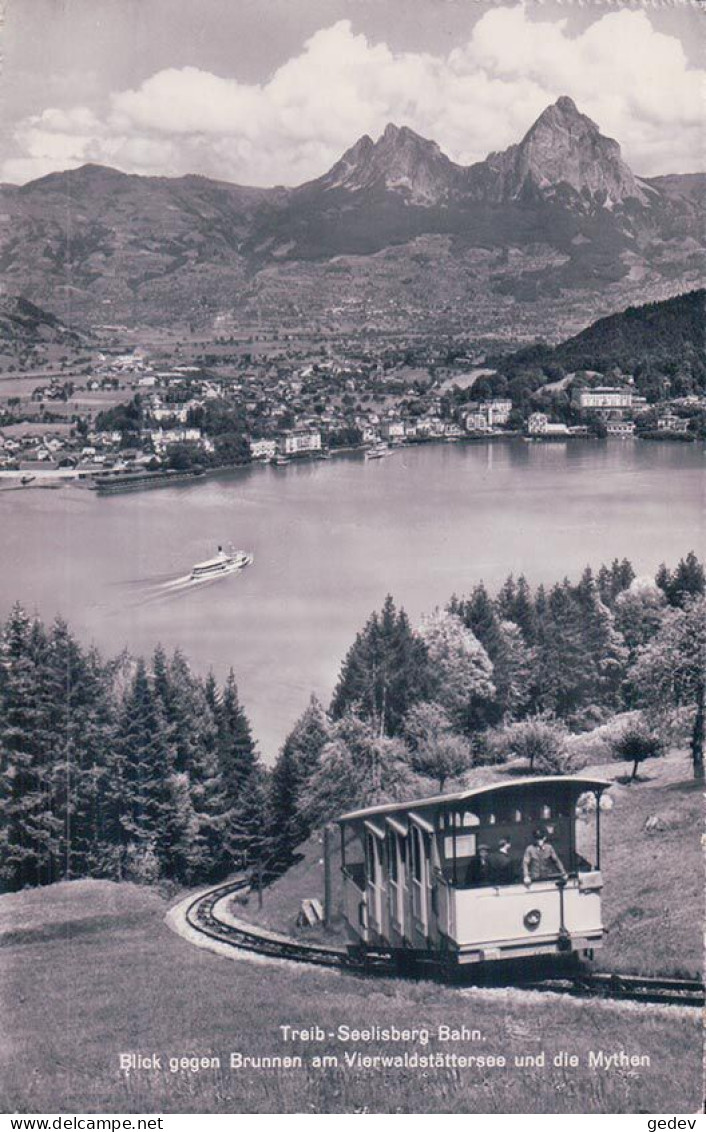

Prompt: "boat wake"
[127,570,242,609]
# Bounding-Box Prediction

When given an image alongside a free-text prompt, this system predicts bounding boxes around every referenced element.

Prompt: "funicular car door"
[386,816,408,941]
[409,814,434,942]
[364,822,385,937]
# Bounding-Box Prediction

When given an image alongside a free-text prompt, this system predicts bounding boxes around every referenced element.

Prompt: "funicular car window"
[412,826,422,882]
[367,832,378,883]
[443,832,477,859]
[388,832,398,882]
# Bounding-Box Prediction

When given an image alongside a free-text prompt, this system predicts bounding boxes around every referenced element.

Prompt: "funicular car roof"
[337,775,610,825]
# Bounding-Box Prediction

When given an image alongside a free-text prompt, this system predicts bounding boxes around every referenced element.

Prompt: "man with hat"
[522,827,567,887]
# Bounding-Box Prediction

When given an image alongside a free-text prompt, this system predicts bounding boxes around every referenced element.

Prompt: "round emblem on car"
[524,908,542,931]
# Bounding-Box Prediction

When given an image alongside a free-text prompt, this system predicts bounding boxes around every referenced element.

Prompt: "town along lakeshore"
[0,437,702,761]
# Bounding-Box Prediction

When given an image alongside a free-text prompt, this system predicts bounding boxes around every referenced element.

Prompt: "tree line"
[269,551,705,862]
[1,551,703,892]
[0,619,264,893]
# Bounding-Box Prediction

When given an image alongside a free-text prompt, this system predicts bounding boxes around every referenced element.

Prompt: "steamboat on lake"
[190,545,253,582]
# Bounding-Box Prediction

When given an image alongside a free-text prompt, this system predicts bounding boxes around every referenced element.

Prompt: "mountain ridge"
[1,97,704,332]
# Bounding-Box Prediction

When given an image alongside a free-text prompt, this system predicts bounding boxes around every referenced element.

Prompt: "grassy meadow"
[1,749,703,1114]
[0,877,701,1114]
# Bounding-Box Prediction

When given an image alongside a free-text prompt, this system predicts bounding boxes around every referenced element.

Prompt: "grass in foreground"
[0,878,701,1114]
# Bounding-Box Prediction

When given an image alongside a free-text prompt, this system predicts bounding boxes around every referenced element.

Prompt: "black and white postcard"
[0,0,704,1117]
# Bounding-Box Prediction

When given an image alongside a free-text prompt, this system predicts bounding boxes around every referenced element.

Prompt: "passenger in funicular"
[465,844,492,886]
[465,838,517,886]
[522,827,568,887]
[488,837,515,884]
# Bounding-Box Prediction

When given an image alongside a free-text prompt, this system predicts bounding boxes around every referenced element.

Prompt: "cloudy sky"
[2,0,704,185]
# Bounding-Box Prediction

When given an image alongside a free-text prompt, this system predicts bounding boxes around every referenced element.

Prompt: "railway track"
[184,879,705,1009]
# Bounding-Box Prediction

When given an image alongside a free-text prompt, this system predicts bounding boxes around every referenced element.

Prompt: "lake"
[1,439,703,761]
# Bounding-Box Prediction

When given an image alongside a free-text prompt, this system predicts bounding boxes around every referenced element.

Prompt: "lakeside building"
[605,420,636,437]
[278,428,322,456]
[463,412,494,433]
[463,399,512,432]
[88,430,122,447]
[527,413,570,436]
[357,425,378,444]
[415,417,445,439]
[477,399,512,425]
[379,420,406,442]
[577,387,646,415]
[149,427,205,453]
[657,415,690,433]
[250,438,277,460]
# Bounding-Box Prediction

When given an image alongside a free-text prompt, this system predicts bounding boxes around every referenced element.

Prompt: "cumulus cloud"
[3,8,704,185]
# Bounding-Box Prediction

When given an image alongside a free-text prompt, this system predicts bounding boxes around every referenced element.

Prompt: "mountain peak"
[527,96,601,140]
[382,122,402,142]
[21,162,132,195]
[316,122,460,205]
[555,95,579,116]
[480,96,646,205]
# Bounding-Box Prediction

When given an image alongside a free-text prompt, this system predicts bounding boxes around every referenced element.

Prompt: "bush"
[473,730,510,766]
[123,843,161,885]
[565,704,612,733]
[565,711,640,770]
[494,715,570,774]
[612,719,665,781]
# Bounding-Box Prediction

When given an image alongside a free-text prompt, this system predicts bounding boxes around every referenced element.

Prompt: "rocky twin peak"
[3,93,702,327]
[475,96,647,205]
[316,97,647,208]
[316,122,463,205]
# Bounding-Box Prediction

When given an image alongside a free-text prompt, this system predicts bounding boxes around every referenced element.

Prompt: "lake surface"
[2,439,703,761]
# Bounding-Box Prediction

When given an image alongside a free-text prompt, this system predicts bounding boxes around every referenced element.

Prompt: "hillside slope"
[501,288,705,379]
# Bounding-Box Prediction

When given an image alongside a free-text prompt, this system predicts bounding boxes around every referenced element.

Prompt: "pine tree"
[597,558,635,607]
[186,682,229,881]
[656,551,705,607]
[495,575,517,622]
[493,620,534,720]
[331,596,431,736]
[456,583,504,657]
[160,770,203,883]
[218,669,258,797]
[0,607,60,890]
[268,695,329,867]
[231,769,269,872]
[533,581,589,716]
[268,743,301,869]
[574,569,628,710]
[216,670,263,870]
[512,576,539,645]
[107,660,173,880]
[204,670,219,715]
[42,618,113,883]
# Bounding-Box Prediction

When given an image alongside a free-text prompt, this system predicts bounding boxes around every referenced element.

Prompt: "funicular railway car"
[337,776,610,969]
